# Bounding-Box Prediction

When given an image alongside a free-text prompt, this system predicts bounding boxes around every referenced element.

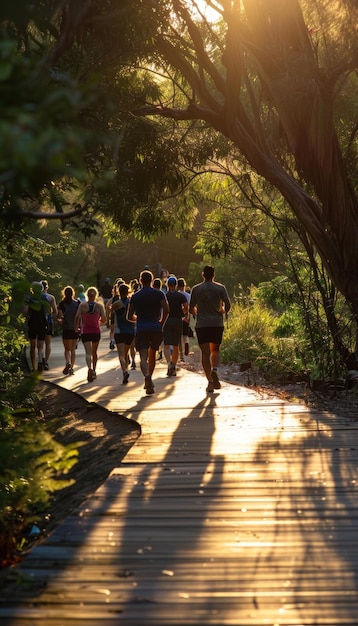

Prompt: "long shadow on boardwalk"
[248,406,358,622]
[0,394,225,620]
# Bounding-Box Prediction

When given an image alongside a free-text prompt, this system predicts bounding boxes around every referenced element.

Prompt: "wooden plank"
[1,605,358,626]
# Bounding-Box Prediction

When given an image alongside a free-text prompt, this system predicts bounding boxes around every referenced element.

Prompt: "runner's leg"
[200,342,212,382]
[83,341,92,369]
[209,342,220,370]
[139,348,149,377]
[92,341,99,372]
[148,346,157,376]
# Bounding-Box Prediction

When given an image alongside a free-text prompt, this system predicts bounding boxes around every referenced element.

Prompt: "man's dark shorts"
[196,326,224,346]
[28,325,47,341]
[163,319,182,347]
[114,332,135,346]
[135,329,163,352]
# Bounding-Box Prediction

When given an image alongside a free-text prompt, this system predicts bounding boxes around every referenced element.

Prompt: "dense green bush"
[253,275,354,380]
[221,302,277,365]
[220,271,355,383]
[221,300,309,382]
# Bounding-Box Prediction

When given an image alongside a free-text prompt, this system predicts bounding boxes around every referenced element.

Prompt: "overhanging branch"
[16,205,90,221]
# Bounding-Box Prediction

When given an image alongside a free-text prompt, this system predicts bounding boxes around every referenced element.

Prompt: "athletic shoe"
[123,371,129,384]
[92,370,97,379]
[68,368,74,375]
[131,361,136,370]
[87,369,93,382]
[144,375,154,394]
[43,359,49,371]
[167,363,176,377]
[206,381,215,392]
[211,370,221,389]
[63,362,71,375]
[109,340,115,350]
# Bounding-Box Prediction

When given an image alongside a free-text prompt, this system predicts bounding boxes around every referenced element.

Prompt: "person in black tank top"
[57,285,81,375]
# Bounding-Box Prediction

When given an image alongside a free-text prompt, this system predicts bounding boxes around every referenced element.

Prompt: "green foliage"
[253,277,298,311]
[221,271,356,384]
[0,36,94,208]
[2,0,358,374]
[252,270,356,380]
[0,303,79,566]
[0,324,27,397]
[0,2,200,239]
[221,300,308,381]
[86,111,200,241]
[0,226,82,566]
[221,301,278,364]
[0,382,79,566]
[273,308,301,338]
[0,273,28,394]
[0,372,79,565]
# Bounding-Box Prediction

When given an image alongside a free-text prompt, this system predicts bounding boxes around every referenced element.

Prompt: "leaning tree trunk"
[232,0,358,317]
[219,0,358,366]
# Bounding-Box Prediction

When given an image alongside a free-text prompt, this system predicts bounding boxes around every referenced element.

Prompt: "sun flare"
[185,0,222,22]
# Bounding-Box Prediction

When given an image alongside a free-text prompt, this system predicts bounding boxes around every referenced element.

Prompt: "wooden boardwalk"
[1,331,358,624]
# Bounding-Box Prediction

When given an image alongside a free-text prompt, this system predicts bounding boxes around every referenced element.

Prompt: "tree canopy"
[134,1,358,312]
[0,0,198,237]
[1,0,358,363]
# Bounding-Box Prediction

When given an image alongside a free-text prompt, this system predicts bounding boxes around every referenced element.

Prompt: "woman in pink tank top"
[75,287,106,382]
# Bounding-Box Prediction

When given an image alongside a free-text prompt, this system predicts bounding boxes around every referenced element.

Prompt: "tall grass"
[222,302,276,363]
[221,302,305,380]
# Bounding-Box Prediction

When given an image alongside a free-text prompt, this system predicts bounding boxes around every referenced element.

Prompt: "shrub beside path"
[1,331,358,624]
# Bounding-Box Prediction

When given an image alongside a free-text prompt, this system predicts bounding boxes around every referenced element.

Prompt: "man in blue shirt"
[127,270,169,395]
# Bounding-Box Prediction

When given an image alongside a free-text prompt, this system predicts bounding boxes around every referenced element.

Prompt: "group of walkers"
[24,265,231,394]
